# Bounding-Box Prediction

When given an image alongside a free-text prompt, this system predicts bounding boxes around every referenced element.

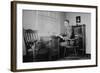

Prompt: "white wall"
[23,10,61,34]
[65,12,91,54]
[0,0,100,73]
[23,10,37,29]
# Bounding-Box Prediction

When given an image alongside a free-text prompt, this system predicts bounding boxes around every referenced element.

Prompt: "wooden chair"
[23,29,39,61]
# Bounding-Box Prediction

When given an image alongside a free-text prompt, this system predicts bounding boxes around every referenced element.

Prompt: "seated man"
[56,29,75,58]
[56,33,69,58]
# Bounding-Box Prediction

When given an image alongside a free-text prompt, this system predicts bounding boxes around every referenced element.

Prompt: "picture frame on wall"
[11,1,98,72]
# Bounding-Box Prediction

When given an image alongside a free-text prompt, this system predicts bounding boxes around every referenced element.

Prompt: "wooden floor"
[23,54,91,62]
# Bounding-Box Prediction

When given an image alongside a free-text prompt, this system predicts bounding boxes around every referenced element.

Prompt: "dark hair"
[65,19,69,23]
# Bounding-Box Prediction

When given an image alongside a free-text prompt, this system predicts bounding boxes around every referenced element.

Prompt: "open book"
[56,34,65,40]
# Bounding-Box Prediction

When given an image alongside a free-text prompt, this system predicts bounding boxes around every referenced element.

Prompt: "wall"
[65,12,91,54]
[23,10,61,34]
[0,0,99,73]
[23,10,37,30]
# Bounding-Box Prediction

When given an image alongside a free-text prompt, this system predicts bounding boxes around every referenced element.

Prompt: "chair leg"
[74,48,77,56]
